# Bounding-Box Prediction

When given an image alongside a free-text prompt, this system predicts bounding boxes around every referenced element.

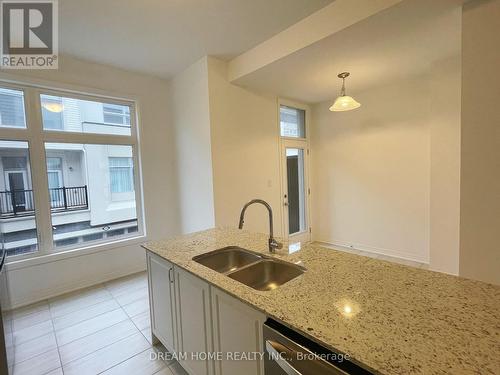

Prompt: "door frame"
[277,98,312,244]
[4,169,28,191]
[4,169,30,211]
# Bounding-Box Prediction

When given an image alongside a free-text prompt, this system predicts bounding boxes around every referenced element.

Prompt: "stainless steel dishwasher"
[264,319,373,375]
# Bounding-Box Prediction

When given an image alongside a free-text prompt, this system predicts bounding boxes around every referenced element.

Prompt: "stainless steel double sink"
[193,246,305,291]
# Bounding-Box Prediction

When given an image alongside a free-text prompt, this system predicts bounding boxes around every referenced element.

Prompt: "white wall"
[1,55,179,308]
[311,76,432,263]
[310,7,462,269]
[428,54,461,275]
[459,0,500,285]
[170,57,215,234]
[207,58,283,236]
[168,56,284,237]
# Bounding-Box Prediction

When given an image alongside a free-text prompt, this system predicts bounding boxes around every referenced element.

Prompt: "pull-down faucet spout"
[238,199,283,253]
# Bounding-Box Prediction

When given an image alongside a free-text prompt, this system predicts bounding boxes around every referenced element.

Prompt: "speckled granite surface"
[143,228,500,375]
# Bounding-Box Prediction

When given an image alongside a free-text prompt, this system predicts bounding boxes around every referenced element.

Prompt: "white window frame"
[0,80,145,264]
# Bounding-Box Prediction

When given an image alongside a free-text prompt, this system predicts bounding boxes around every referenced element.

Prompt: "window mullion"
[41,131,136,146]
[24,87,53,254]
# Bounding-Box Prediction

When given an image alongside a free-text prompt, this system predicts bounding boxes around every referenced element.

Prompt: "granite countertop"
[143,227,500,375]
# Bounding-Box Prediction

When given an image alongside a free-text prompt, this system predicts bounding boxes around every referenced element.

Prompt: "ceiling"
[59,0,334,78]
[233,0,463,103]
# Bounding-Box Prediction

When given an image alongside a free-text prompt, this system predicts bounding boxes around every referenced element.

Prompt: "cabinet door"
[211,287,266,375]
[147,252,176,352]
[175,267,214,375]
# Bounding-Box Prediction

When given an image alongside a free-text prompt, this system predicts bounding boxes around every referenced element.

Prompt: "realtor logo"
[1,0,58,69]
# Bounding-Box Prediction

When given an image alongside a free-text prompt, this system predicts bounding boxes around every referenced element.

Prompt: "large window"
[0,83,143,260]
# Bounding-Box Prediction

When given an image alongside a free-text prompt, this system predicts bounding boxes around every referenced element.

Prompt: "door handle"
[265,340,302,375]
[168,267,174,283]
[266,339,349,375]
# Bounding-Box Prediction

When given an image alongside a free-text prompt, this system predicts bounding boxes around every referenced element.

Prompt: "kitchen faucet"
[238,199,283,253]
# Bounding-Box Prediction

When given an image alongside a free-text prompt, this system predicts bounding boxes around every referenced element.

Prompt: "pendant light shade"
[329,95,361,111]
[329,72,361,112]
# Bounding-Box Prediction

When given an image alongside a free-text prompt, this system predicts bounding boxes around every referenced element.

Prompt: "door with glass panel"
[4,170,29,212]
[279,104,311,243]
[281,141,310,243]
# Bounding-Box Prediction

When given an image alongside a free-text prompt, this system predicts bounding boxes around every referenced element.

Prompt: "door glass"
[0,140,39,256]
[286,148,306,235]
[46,157,63,205]
[47,171,61,188]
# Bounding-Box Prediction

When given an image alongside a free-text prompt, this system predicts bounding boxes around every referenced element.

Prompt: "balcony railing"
[0,186,88,217]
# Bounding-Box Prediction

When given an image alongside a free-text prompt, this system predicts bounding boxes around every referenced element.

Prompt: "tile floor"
[3,272,187,375]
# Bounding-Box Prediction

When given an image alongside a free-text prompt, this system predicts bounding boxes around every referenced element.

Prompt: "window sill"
[5,235,147,271]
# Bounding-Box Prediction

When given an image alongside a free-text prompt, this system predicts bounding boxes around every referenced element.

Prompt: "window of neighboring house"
[103,104,130,126]
[280,105,305,138]
[40,95,64,130]
[0,83,143,260]
[0,87,26,128]
[109,157,134,193]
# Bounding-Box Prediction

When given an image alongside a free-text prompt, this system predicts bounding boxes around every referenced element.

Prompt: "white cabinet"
[147,253,266,375]
[174,267,214,375]
[146,251,176,352]
[211,288,266,375]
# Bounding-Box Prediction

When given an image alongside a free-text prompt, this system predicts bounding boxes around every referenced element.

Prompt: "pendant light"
[329,72,361,112]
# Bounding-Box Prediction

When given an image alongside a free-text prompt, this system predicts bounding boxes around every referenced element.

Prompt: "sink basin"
[228,259,305,291]
[192,246,261,274]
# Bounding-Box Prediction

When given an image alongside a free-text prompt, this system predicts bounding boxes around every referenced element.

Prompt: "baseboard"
[6,265,146,310]
[315,238,429,264]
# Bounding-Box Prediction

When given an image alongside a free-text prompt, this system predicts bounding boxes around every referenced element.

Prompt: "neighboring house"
[0,89,138,256]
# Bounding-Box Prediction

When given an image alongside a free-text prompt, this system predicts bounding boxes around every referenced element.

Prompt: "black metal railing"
[0,185,88,217]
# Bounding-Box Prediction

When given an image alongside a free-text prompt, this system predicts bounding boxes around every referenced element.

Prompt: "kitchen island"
[143,227,500,375]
